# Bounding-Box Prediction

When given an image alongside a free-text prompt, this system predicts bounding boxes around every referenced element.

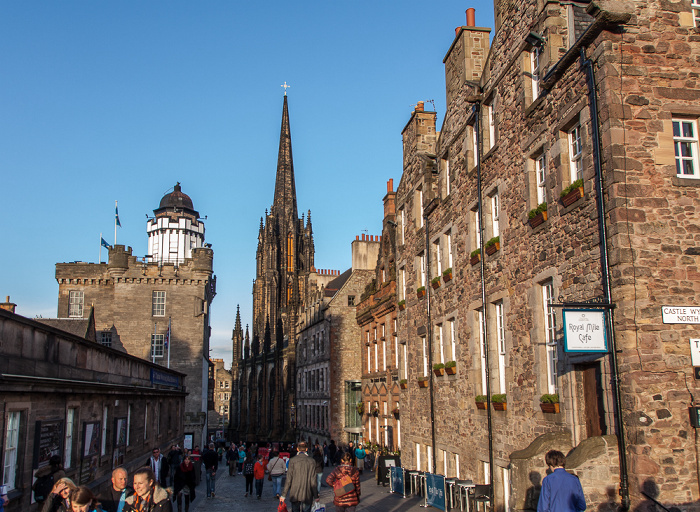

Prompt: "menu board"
[34,420,64,469]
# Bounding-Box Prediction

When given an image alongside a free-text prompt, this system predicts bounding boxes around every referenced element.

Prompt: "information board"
[425,473,446,510]
[390,466,404,495]
[563,309,607,352]
[34,420,64,469]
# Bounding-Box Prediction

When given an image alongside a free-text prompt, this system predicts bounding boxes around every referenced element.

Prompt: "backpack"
[333,474,355,497]
[32,472,55,502]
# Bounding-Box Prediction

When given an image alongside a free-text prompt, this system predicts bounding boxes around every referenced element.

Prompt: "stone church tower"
[234,96,314,442]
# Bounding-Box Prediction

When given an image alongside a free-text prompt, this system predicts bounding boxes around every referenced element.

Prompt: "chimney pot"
[356,235,359,241]
[416,101,424,112]
[466,8,475,27]
[387,179,393,193]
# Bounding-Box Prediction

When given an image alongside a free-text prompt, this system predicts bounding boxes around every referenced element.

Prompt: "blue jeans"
[272,474,285,496]
[317,473,323,492]
[255,478,264,497]
[205,468,216,496]
[290,501,313,512]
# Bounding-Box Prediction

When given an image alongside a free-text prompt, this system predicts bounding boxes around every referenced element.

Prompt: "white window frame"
[64,408,76,469]
[382,337,387,371]
[536,153,547,204]
[491,193,500,238]
[394,318,399,368]
[152,291,166,317]
[503,467,511,512]
[693,0,700,27]
[673,118,700,179]
[433,240,442,277]
[436,324,444,364]
[495,302,506,394]
[101,406,108,456]
[367,341,371,374]
[69,290,84,318]
[543,283,558,394]
[421,336,428,377]
[443,157,451,196]
[449,319,456,362]
[478,309,487,395]
[403,344,408,380]
[472,125,478,165]
[400,208,406,245]
[530,47,541,99]
[151,334,165,359]
[374,340,379,372]
[474,210,481,249]
[3,411,20,490]
[416,443,421,472]
[418,187,424,228]
[446,231,453,269]
[419,253,426,288]
[569,123,583,183]
[487,104,495,149]
[400,268,406,301]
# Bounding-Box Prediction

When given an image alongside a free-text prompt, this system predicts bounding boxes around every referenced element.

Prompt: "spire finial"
[281,82,291,95]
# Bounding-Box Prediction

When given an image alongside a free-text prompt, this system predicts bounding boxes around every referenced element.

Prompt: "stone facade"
[356,180,401,451]
[396,1,700,510]
[209,358,232,437]
[0,308,185,512]
[54,185,215,448]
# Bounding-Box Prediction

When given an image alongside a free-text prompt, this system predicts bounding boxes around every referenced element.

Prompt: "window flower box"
[445,361,457,375]
[492,394,507,411]
[399,379,408,390]
[356,403,364,415]
[371,407,379,417]
[528,202,548,228]
[398,300,406,311]
[392,408,400,419]
[442,268,453,282]
[485,236,500,256]
[475,395,487,410]
[539,393,560,413]
[433,363,445,376]
[417,377,429,388]
[560,179,584,207]
[431,276,441,290]
[470,249,481,266]
[416,287,426,298]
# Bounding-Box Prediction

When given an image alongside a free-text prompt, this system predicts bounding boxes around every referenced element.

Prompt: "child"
[243,454,255,497]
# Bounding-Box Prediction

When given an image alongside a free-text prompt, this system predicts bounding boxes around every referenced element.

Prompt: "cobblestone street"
[189,466,430,512]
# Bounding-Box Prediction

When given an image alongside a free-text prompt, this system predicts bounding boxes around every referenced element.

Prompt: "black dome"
[159,183,194,211]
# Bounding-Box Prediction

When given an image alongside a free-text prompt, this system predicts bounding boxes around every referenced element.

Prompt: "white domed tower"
[147,182,205,264]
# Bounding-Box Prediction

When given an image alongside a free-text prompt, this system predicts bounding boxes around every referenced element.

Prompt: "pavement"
[188,465,433,512]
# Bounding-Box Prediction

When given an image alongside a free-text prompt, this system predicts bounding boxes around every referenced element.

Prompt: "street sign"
[563,309,607,352]
[662,306,700,324]
[691,339,700,367]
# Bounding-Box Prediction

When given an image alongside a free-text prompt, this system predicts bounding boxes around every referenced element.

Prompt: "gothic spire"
[234,304,242,333]
[272,95,298,221]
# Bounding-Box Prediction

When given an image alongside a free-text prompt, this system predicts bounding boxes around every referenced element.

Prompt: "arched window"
[287,234,294,271]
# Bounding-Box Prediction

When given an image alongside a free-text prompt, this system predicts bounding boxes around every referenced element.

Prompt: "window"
[536,153,547,204]
[448,319,456,362]
[382,337,387,371]
[126,405,131,446]
[495,302,506,393]
[65,408,76,469]
[568,123,583,183]
[225,381,230,389]
[694,0,700,27]
[673,118,700,178]
[394,318,399,368]
[403,344,408,380]
[374,340,379,372]
[3,411,20,490]
[416,186,424,228]
[473,208,481,249]
[101,406,108,456]
[436,324,444,364]
[433,239,442,277]
[446,231,453,270]
[400,268,406,301]
[543,282,558,394]
[441,157,451,196]
[348,295,355,306]
[100,331,112,348]
[491,193,500,238]
[151,334,164,359]
[152,291,166,317]
[421,336,428,377]
[419,253,426,288]
[487,102,496,149]
[69,291,84,318]
[530,46,542,99]
[472,124,478,165]
[503,467,511,512]
[478,309,487,395]
[399,207,405,245]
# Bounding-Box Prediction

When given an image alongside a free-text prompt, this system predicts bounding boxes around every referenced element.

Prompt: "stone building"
[356,180,401,451]
[296,238,379,447]
[233,96,315,442]
[396,1,700,510]
[0,307,185,512]
[208,358,232,438]
[54,184,215,448]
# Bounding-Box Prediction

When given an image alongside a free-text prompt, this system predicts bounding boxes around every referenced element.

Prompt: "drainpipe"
[472,101,495,503]
[425,195,438,474]
[580,48,629,511]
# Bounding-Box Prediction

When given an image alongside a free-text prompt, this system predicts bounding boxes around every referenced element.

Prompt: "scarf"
[131,493,152,512]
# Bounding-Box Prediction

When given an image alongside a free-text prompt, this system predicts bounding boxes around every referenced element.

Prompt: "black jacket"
[123,486,172,512]
[98,486,134,512]
[201,449,218,471]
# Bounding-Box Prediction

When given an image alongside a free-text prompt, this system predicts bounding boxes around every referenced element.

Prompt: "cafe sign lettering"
[563,309,608,353]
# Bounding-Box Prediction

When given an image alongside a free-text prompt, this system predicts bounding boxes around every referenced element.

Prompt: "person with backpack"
[243,454,255,497]
[325,452,361,512]
[33,455,66,506]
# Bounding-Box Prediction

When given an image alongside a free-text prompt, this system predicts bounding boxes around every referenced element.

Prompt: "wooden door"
[580,363,607,437]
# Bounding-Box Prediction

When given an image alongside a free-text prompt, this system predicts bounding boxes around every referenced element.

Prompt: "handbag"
[268,473,272,481]
[333,474,355,497]
[278,501,288,512]
[311,502,326,512]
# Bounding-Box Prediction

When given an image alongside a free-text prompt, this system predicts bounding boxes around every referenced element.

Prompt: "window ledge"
[673,176,700,187]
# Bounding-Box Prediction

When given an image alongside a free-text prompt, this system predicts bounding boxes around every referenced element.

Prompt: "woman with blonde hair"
[41,477,77,512]
[123,467,171,512]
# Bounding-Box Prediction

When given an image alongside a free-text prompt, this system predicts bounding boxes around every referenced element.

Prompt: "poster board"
[33,420,64,469]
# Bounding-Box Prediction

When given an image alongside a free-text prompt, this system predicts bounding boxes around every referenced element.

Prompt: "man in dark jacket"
[280,442,319,512]
[201,443,219,498]
[149,448,169,488]
[99,467,134,512]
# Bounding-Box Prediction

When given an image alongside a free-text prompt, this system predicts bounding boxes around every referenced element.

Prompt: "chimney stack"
[415,101,424,112]
[1,295,17,314]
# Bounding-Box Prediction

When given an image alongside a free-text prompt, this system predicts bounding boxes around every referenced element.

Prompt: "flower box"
[476,401,487,410]
[485,236,500,256]
[433,367,445,376]
[445,365,457,375]
[540,403,560,413]
[417,378,429,388]
[398,300,406,311]
[529,210,548,228]
[416,287,426,298]
[493,402,507,411]
[492,394,506,411]
[470,251,481,266]
[392,408,400,419]
[431,277,441,290]
[399,379,408,390]
[442,268,453,282]
[475,395,487,409]
[561,179,584,208]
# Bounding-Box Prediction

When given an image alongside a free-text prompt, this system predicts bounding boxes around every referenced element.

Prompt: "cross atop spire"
[281,82,291,95]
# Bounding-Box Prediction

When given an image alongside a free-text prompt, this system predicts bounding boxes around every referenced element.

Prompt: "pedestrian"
[254,452,266,499]
[0,483,7,512]
[313,446,324,492]
[354,444,366,475]
[226,444,238,476]
[243,454,255,497]
[280,441,319,512]
[238,445,246,475]
[67,487,102,512]
[328,440,338,466]
[537,450,586,512]
[166,445,182,487]
[202,443,218,498]
[323,442,329,467]
[267,451,287,498]
[149,448,169,488]
[346,441,356,467]
[173,455,196,512]
[326,452,361,512]
[33,455,67,506]
[98,467,133,512]
[41,478,77,512]
[190,446,201,486]
[123,467,172,512]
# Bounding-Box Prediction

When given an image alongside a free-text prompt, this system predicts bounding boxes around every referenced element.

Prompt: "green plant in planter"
[417,286,426,293]
[445,360,456,369]
[475,395,487,403]
[398,299,406,307]
[560,179,584,198]
[418,376,429,382]
[485,236,500,248]
[539,393,559,404]
[399,379,407,385]
[470,248,481,258]
[528,202,548,219]
[433,363,445,370]
[443,267,452,277]
[356,402,364,415]
[491,393,507,403]
[431,276,441,285]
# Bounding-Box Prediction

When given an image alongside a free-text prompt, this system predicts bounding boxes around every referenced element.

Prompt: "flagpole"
[114,200,118,246]
[99,232,102,264]
[153,322,157,364]
[167,316,171,369]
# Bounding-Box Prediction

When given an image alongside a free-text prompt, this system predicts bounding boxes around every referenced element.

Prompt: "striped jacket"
[325,464,361,507]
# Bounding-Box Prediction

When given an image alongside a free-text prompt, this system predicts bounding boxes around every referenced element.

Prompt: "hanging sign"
[690,339,700,367]
[563,309,607,352]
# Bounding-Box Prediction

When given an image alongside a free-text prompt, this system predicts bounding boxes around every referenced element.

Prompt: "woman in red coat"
[325,452,361,512]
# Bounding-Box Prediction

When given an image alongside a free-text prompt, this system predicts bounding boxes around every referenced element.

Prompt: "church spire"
[272,96,298,221]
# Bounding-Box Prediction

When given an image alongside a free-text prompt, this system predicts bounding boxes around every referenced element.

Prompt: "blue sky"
[0,1,494,367]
